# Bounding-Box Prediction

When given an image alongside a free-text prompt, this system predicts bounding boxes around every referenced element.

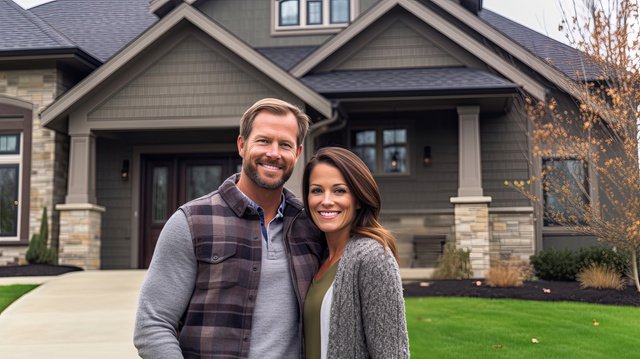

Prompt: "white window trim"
[272,0,357,35]
[0,133,23,242]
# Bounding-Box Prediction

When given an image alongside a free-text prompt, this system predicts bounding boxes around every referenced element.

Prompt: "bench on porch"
[411,234,447,268]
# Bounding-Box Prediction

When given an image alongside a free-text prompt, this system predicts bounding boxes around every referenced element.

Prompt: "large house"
[0,0,601,277]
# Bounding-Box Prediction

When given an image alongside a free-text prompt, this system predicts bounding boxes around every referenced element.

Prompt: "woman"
[302,146,409,359]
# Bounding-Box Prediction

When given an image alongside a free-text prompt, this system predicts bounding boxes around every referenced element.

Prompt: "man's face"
[237,111,302,190]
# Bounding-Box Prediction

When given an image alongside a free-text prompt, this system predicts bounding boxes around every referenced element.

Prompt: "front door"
[140,154,241,268]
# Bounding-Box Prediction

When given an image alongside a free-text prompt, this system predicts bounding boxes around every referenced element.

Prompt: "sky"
[11,0,572,45]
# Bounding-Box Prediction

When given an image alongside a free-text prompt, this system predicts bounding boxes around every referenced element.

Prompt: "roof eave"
[0,48,101,67]
[317,86,520,99]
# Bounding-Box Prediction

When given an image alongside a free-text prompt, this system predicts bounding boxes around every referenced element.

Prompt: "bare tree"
[517,0,640,291]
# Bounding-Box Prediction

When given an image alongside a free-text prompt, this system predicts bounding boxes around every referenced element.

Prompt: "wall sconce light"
[390,151,399,171]
[121,160,130,181]
[423,146,432,166]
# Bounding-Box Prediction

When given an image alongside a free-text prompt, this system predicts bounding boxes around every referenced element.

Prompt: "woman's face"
[307,163,357,240]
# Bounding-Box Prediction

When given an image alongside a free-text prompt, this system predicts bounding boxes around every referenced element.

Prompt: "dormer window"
[274,0,354,33]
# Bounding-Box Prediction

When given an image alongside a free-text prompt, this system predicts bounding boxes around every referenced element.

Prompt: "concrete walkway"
[0,270,146,359]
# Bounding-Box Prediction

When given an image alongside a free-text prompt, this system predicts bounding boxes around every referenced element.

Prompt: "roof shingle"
[30,0,158,62]
[478,9,601,80]
[0,0,75,51]
[301,67,518,96]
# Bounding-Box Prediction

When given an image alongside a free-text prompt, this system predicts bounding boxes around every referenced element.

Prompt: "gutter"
[304,101,345,160]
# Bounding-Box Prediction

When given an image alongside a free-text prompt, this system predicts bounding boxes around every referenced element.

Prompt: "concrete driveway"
[0,270,146,359]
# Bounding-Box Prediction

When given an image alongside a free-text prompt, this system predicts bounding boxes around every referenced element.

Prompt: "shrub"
[530,248,579,281]
[432,244,472,280]
[577,264,625,290]
[485,259,533,287]
[530,246,629,281]
[576,246,628,277]
[25,207,57,265]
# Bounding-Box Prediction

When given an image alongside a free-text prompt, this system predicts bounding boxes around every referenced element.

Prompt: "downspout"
[304,101,346,160]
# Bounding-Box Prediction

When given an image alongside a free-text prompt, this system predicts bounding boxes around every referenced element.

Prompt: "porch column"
[451,106,491,278]
[457,106,483,197]
[56,133,105,269]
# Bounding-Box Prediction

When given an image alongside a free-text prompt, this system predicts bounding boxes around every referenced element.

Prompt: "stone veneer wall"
[57,205,104,269]
[454,203,490,278]
[0,69,64,265]
[489,210,535,262]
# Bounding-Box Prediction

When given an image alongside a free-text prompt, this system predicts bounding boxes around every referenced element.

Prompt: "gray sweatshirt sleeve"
[134,210,196,359]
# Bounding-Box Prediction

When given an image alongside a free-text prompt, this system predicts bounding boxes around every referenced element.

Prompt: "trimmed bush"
[530,246,628,281]
[530,248,579,281]
[576,246,628,277]
[432,244,472,280]
[25,207,57,265]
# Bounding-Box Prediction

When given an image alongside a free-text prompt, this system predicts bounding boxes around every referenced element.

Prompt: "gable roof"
[30,0,158,62]
[290,0,548,100]
[427,0,582,98]
[40,3,332,128]
[0,0,74,52]
[478,9,600,81]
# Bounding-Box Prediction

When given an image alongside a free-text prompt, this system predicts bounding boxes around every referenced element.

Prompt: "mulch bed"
[403,279,640,307]
[0,264,82,277]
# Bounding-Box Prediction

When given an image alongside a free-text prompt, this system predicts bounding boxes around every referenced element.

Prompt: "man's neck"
[236,175,283,222]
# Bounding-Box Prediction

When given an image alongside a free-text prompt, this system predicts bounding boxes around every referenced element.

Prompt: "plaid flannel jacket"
[178,174,324,358]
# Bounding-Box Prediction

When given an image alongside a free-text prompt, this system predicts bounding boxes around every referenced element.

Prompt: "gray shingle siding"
[481,111,531,207]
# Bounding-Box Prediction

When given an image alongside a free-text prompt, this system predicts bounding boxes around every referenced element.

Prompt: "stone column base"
[451,196,491,278]
[56,203,106,270]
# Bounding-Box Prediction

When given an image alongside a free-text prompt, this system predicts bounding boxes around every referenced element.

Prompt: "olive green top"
[303,260,339,359]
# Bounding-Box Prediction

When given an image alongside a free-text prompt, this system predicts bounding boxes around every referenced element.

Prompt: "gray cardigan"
[327,237,410,359]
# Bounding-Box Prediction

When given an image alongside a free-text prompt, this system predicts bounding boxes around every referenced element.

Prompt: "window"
[351,128,408,174]
[0,98,32,243]
[275,0,353,32]
[0,134,21,237]
[542,158,589,226]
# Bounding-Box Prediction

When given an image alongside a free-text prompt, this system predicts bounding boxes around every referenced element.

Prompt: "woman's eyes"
[309,187,348,194]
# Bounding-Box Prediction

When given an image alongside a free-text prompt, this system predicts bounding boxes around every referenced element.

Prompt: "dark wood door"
[140,154,241,268]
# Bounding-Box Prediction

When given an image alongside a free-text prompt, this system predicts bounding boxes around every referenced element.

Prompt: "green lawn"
[407,297,640,358]
[0,284,38,313]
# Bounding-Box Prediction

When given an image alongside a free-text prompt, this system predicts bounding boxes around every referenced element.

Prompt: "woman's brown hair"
[303,146,399,259]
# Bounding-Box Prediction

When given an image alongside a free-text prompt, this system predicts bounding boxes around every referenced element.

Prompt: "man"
[134,98,324,358]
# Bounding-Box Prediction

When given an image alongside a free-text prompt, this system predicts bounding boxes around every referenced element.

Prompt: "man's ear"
[295,145,303,159]
[237,135,245,158]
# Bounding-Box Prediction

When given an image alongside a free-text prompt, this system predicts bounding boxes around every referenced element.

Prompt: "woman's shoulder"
[346,236,383,251]
[345,237,394,263]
